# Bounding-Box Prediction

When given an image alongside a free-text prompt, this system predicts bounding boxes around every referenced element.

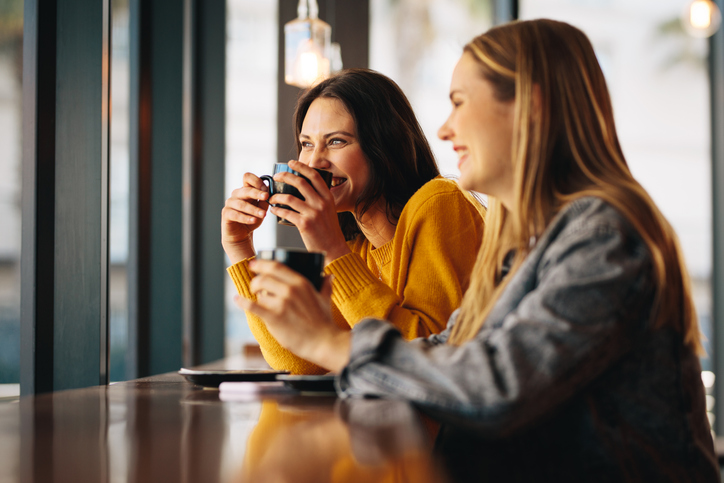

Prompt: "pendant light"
[284,0,339,88]
[682,0,722,38]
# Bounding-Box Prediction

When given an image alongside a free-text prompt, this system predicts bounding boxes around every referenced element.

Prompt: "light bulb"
[291,40,330,87]
[299,52,321,85]
[682,0,722,38]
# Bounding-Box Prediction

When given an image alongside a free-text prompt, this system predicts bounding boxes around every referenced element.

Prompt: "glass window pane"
[370,0,494,178]
[225,0,278,357]
[110,0,130,381]
[0,0,23,399]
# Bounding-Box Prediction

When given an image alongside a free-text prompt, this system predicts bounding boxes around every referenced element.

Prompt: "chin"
[457,176,474,192]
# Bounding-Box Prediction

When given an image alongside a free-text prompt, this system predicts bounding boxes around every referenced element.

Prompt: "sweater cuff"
[226,257,256,299]
[324,252,380,304]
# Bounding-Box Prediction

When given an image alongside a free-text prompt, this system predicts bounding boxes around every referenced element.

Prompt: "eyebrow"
[448,89,462,100]
[299,130,355,139]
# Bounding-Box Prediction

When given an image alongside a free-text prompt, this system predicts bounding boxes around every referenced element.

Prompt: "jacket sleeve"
[336,216,655,435]
[325,188,485,339]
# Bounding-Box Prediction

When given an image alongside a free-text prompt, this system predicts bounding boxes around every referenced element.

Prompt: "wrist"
[223,237,255,265]
[323,245,351,266]
[310,329,350,373]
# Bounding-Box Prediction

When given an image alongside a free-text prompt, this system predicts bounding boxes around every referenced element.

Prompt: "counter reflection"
[234,397,445,483]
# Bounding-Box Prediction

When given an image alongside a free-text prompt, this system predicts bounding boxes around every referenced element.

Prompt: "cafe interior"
[1,0,724,480]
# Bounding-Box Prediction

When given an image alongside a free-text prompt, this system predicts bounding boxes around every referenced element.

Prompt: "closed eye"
[450,92,463,108]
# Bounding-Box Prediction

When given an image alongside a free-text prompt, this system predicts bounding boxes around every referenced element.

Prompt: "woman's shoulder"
[412,176,463,198]
[555,196,634,233]
[405,176,484,213]
[541,196,646,256]
[393,177,485,238]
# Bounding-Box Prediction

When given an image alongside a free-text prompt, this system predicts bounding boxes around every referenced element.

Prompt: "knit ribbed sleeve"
[227,258,255,299]
[325,252,380,302]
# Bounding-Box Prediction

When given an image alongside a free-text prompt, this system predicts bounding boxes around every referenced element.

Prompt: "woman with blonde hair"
[238,19,717,479]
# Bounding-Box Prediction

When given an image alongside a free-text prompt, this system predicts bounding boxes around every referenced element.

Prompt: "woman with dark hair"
[238,20,717,479]
[222,69,485,375]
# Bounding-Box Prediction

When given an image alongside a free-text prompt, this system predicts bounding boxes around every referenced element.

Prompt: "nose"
[438,115,453,141]
[307,146,332,170]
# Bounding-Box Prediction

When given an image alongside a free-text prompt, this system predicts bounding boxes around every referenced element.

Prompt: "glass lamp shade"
[682,0,722,38]
[284,16,332,88]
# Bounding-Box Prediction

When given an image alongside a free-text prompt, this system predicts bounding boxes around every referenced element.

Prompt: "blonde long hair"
[449,19,703,354]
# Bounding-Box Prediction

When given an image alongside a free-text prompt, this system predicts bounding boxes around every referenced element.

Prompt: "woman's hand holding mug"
[221,172,270,265]
[222,160,352,267]
[270,160,351,265]
[236,258,350,373]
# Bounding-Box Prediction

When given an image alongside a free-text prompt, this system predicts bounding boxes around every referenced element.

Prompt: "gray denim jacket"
[337,197,718,481]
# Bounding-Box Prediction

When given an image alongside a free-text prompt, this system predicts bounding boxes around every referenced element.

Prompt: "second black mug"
[257,248,325,291]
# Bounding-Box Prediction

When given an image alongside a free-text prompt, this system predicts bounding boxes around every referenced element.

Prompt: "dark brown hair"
[293,68,440,240]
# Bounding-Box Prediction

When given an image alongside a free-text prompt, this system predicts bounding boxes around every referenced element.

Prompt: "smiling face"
[298,97,371,214]
[438,52,517,209]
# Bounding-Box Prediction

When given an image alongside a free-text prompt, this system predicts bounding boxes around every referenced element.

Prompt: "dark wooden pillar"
[20,0,111,394]
[190,0,226,365]
[128,0,226,377]
[128,0,185,377]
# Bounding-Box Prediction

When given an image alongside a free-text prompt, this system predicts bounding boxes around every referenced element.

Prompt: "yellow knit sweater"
[227,177,486,374]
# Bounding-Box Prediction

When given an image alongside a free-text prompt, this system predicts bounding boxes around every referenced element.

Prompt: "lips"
[453,145,468,158]
[454,146,469,169]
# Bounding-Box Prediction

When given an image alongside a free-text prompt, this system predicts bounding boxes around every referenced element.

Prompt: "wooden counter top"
[0,359,444,483]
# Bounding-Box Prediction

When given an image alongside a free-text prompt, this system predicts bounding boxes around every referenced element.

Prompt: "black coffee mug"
[260,163,333,226]
[257,248,325,291]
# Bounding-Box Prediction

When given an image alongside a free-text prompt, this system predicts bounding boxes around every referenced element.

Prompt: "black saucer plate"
[276,374,337,393]
[179,368,289,388]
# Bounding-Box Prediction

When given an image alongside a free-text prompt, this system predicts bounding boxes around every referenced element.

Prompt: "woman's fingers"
[227,196,268,220]
[288,160,333,198]
[320,275,333,299]
[221,173,273,262]
[267,189,327,231]
[223,173,273,227]
[248,260,310,296]
[234,173,271,210]
[268,205,303,227]
[271,173,320,206]
[231,185,269,206]
[221,197,267,232]
[242,171,272,194]
[241,260,346,370]
[245,260,319,333]
[235,295,281,330]
[267,193,308,215]
[266,170,331,229]
[272,163,331,205]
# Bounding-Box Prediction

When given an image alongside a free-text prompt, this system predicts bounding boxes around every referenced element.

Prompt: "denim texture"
[337,197,719,481]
